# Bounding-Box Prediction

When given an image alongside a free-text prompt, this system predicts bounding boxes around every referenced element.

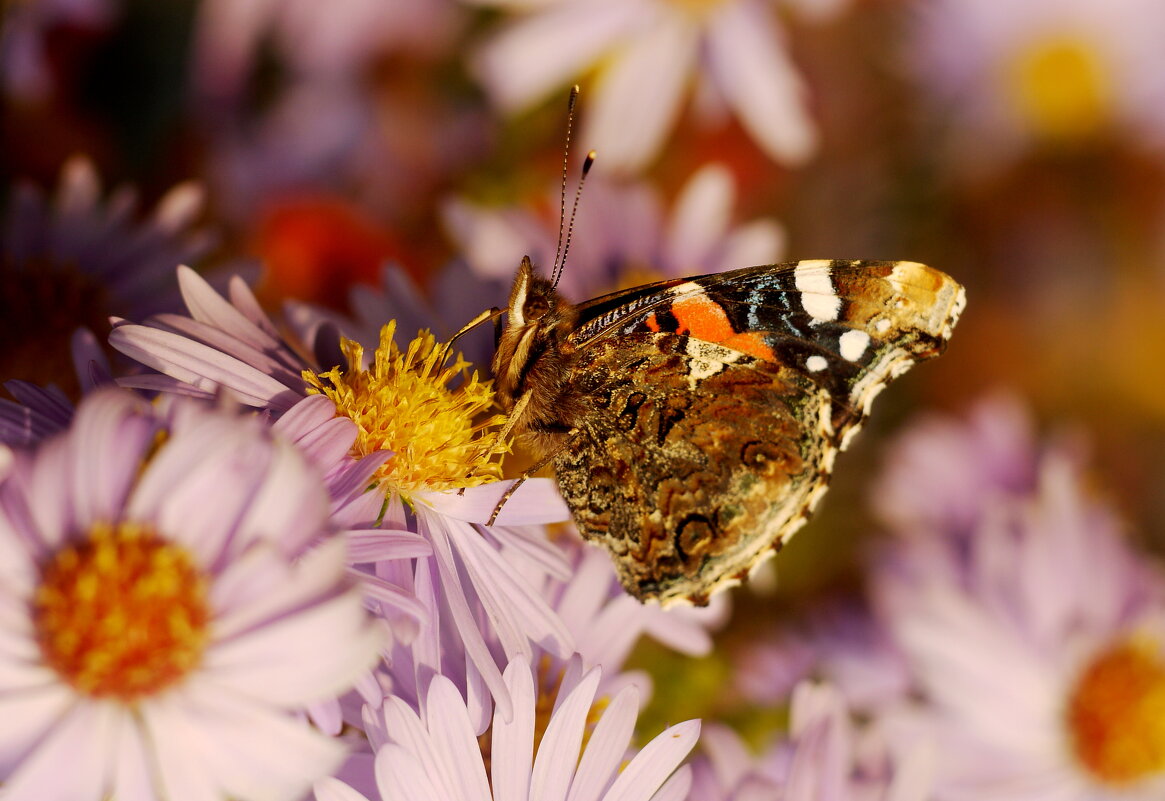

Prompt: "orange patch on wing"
[670,295,775,361]
[645,312,661,332]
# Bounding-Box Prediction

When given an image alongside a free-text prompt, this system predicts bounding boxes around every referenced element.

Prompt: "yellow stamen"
[1066,637,1165,785]
[304,321,507,497]
[34,521,210,701]
[1005,34,1109,144]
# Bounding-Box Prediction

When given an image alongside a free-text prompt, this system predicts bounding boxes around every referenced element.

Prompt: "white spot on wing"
[794,261,841,322]
[839,330,870,362]
[806,355,828,372]
[875,318,891,333]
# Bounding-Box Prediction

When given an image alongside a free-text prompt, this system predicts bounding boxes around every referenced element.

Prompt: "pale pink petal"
[705,1,815,164]
[647,765,692,801]
[348,529,432,563]
[109,711,156,801]
[381,696,460,798]
[530,665,602,801]
[108,324,300,410]
[314,776,375,801]
[229,436,332,556]
[565,683,639,801]
[663,164,734,271]
[602,719,701,801]
[492,659,537,801]
[585,13,698,173]
[375,742,445,801]
[421,478,569,525]
[177,266,286,353]
[425,677,493,800]
[147,690,346,801]
[0,683,77,771]
[714,219,786,273]
[0,700,118,801]
[472,1,649,111]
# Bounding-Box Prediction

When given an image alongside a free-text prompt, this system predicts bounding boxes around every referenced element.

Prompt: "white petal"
[375,742,445,801]
[314,776,374,801]
[0,682,77,771]
[380,696,460,799]
[705,1,815,164]
[585,14,698,173]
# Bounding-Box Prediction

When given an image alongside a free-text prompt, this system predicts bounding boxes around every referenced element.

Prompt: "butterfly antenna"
[551,85,581,282]
[552,150,595,289]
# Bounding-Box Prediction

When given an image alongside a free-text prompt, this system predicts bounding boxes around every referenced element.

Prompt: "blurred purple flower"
[0,0,115,100]
[0,388,384,801]
[869,402,1165,799]
[906,0,1165,170]
[689,683,934,801]
[467,0,826,172]
[317,656,700,801]
[1,157,214,392]
[444,163,785,300]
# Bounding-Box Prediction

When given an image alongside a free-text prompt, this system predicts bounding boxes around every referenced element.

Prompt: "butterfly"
[490,256,965,606]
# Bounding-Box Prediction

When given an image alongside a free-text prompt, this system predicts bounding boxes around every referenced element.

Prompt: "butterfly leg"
[486,428,580,525]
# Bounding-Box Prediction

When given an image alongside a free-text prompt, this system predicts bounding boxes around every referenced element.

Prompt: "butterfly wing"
[554,260,965,605]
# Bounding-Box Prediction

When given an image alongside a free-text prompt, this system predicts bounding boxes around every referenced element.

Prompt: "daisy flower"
[1,156,213,394]
[871,409,1165,800]
[444,163,785,300]
[689,683,934,801]
[467,0,826,172]
[906,0,1165,169]
[317,656,700,801]
[0,388,384,801]
[110,266,578,718]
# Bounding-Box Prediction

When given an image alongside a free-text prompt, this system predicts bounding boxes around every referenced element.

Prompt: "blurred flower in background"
[5,0,1165,798]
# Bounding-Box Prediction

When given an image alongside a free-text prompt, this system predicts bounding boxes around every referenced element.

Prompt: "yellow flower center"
[34,521,210,701]
[304,321,506,497]
[1066,638,1165,785]
[1005,34,1109,144]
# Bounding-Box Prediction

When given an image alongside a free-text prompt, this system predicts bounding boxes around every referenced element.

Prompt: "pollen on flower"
[303,320,507,496]
[33,521,210,701]
[1005,35,1109,144]
[1066,637,1165,785]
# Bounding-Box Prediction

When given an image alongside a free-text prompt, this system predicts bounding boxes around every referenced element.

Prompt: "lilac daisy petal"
[492,660,537,801]
[529,665,601,801]
[315,776,374,801]
[586,13,698,173]
[706,0,815,164]
[646,767,692,801]
[426,678,494,799]
[662,164,734,271]
[565,684,639,801]
[110,323,300,409]
[715,220,787,274]
[603,719,701,801]
[2,699,118,801]
[348,529,433,562]
[381,696,459,798]
[473,1,648,112]
[422,478,570,525]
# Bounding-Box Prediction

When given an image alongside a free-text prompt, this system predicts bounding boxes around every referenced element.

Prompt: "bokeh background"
[6,0,1165,765]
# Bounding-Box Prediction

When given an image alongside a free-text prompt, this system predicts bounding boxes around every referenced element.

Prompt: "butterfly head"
[492,256,579,426]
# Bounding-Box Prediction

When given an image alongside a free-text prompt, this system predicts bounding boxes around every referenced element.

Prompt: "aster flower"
[444,163,785,300]
[906,0,1165,170]
[468,0,826,172]
[869,403,1165,800]
[318,656,700,801]
[1,156,213,394]
[689,683,934,801]
[0,388,384,801]
[111,266,578,717]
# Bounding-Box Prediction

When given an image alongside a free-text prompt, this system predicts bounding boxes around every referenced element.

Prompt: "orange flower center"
[1066,638,1165,785]
[34,521,210,701]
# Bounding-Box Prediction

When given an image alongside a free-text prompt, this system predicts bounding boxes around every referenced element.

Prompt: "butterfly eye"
[523,296,550,321]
